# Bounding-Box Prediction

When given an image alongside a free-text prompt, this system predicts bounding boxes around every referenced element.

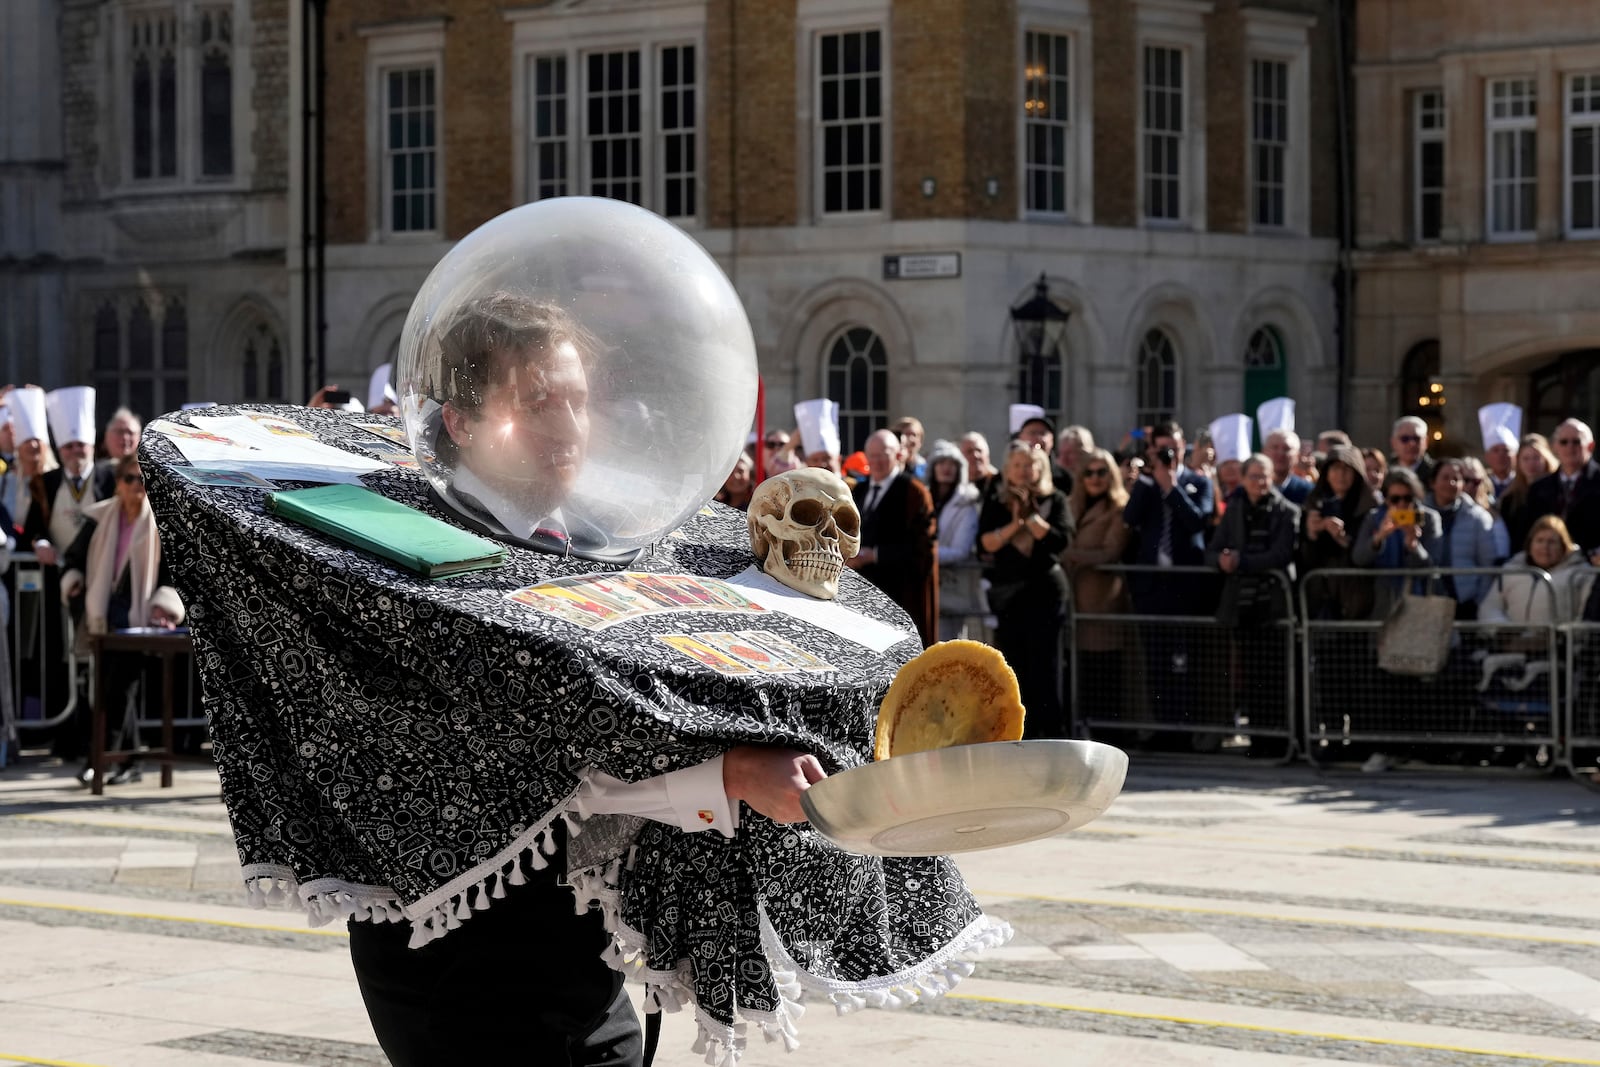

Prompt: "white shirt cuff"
[576,755,738,839]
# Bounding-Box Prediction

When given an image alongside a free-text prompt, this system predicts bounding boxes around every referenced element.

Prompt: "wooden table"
[88,630,201,796]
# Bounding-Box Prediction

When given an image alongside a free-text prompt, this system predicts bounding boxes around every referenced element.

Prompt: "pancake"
[873,640,1026,760]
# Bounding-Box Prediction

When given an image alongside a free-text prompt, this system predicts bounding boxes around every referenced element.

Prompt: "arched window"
[241,320,285,401]
[1136,328,1178,427]
[1017,332,1063,417]
[90,293,191,427]
[1243,326,1288,447]
[1400,339,1442,441]
[825,326,888,455]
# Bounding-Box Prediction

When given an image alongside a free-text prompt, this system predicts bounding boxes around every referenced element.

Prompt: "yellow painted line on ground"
[974,891,1600,947]
[0,896,348,939]
[1333,846,1600,870]
[0,1054,108,1067]
[949,991,1600,1064]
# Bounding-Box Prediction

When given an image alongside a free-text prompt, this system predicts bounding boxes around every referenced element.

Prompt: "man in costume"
[353,289,827,1066]
[846,429,938,646]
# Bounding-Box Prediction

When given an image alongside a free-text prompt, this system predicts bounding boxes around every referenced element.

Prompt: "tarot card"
[657,634,754,675]
[171,466,277,489]
[695,631,800,674]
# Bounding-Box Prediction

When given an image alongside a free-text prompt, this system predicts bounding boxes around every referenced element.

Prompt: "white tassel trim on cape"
[237,784,584,948]
[567,855,1013,1066]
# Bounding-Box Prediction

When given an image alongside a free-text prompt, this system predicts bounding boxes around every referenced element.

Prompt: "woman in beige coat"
[1061,448,1131,726]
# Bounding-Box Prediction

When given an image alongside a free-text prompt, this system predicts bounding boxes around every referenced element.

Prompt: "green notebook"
[267,484,506,579]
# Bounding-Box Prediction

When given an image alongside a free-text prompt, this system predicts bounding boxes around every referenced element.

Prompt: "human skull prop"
[748,469,862,599]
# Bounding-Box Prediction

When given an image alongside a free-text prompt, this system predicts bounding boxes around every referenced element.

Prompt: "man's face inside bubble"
[444,340,591,520]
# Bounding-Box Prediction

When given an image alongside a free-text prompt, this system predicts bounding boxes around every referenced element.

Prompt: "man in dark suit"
[1122,420,1216,728]
[847,428,938,646]
[1388,415,1437,489]
[1527,418,1600,554]
[1264,428,1312,506]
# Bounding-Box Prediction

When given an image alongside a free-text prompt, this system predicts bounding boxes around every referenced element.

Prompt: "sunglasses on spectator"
[121,473,144,485]
[1396,435,1421,444]
[1386,493,1413,504]
[1083,467,1110,478]
[764,438,788,449]
[1555,437,1583,446]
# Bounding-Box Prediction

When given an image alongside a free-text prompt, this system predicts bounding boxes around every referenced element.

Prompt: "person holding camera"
[1122,421,1215,729]
[978,442,1070,738]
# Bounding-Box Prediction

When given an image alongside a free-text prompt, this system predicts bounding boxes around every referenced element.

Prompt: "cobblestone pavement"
[1,753,1599,1066]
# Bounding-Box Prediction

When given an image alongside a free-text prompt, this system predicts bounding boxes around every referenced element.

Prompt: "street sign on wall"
[883,252,961,280]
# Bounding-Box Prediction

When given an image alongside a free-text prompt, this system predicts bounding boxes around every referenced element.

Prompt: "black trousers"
[348,840,642,1067]
[995,597,1065,739]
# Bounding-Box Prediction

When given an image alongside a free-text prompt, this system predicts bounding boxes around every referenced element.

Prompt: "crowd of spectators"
[724,401,1600,770]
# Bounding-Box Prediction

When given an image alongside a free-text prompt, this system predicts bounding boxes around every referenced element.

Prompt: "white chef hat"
[1008,403,1047,435]
[46,386,97,447]
[8,388,48,444]
[793,398,840,458]
[367,362,398,411]
[1209,414,1254,464]
[1478,402,1522,452]
[1255,396,1295,435]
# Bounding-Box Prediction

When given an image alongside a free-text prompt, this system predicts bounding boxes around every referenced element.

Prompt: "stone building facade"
[1352,0,1600,450]
[308,0,1343,453]
[2,0,290,430]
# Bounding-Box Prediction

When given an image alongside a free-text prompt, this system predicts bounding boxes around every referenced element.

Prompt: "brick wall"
[959,0,1016,220]
[707,0,798,228]
[1206,0,1247,234]
[890,0,965,220]
[322,1,512,243]
[1090,0,1136,228]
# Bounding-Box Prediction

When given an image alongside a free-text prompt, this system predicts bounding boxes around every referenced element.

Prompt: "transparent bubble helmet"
[396,198,758,564]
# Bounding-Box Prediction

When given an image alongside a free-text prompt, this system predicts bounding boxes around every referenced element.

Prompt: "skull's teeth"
[790,550,843,579]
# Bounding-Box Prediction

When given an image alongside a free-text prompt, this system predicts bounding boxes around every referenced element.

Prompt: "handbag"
[1376,579,1456,676]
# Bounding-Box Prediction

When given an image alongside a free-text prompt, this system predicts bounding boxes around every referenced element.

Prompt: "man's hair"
[1557,418,1595,449]
[1317,429,1352,448]
[436,292,595,415]
[106,407,142,431]
[1393,415,1428,438]
[1381,466,1425,500]
[959,430,989,452]
[1151,419,1184,443]
[1061,425,1095,451]
[1243,453,1273,478]
[891,416,924,437]
[1265,428,1300,452]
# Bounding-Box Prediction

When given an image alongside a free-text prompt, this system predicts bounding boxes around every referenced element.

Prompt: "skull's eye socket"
[789,498,824,526]
[834,505,860,537]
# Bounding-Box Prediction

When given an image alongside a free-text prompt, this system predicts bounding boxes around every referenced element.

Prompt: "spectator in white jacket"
[1480,515,1597,627]
[927,439,982,641]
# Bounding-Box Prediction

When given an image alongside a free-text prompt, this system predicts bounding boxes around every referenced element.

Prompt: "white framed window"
[1486,77,1537,239]
[1566,73,1600,237]
[1141,45,1186,223]
[816,28,884,216]
[364,21,446,240]
[1023,31,1072,216]
[825,326,888,455]
[1413,88,1445,242]
[1136,328,1178,427]
[381,67,438,234]
[1249,58,1288,228]
[117,1,239,187]
[511,15,702,221]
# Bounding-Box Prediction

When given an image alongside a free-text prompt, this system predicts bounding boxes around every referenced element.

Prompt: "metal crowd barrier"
[1299,568,1561,769]
[1563,622,1600,778]
[1069,564,1298,755]
[937,557,993,645]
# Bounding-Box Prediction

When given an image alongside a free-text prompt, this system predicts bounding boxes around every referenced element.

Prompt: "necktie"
[1158,493,1173,561]
[1562,477,1576,513]
[864,485,881,515]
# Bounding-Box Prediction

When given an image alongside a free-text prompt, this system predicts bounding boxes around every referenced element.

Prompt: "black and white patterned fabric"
[142,405,1009,1063]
